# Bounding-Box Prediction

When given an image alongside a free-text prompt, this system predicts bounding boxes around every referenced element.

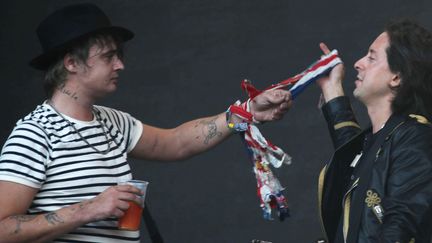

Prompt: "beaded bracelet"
[225,100,252,132]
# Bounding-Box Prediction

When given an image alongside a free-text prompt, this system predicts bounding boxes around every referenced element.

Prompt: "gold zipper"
[342,178,359,243]
[317,165,329,242]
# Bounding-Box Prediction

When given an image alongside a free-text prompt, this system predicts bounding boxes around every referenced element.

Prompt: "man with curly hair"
[317,19,432,243]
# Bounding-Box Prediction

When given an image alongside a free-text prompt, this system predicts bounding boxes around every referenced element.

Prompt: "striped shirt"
[0,102,143,242]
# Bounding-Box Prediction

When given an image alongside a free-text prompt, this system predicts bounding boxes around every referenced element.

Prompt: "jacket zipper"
[342,178,359,243]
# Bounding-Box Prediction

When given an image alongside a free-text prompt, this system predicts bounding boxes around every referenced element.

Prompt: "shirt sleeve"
[95,106,143,153]
[125,114,143,153]
[0,121,48,189]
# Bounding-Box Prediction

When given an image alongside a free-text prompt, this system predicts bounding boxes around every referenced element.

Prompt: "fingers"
[115,185,143,206]
[252,89,292,122]
[265,89,291,104]
[105,186,143,213]
[116,184,143,196]
[272,100,291,120]
[279,99,292,112]
[112,208,126,218]
[116,200,131,212]
[86,185,146,221]
[319,42,331,55]
[111,199,132,218]
[255,100,291,121]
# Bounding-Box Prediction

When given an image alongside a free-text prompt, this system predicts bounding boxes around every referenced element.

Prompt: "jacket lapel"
[320,131,365,242]
[346,115,406,242]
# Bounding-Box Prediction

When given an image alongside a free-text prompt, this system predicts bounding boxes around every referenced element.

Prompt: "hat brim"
[29,26,134,70]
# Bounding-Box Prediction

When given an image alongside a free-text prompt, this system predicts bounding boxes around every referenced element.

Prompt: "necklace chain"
[48,102,112,155]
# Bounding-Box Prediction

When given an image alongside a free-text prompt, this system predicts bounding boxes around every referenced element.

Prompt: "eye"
[105,52,116,60]
[115,49,124,60]
[103,49,124,63]
[100,50,118,63]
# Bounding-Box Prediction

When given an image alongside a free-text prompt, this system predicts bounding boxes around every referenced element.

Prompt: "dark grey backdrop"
[1,1,431,242]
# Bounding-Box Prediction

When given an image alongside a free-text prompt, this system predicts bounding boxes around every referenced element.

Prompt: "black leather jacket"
[318,96,432,243]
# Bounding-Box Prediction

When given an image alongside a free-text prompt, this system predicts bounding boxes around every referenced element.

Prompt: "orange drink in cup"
[118,180,149,231]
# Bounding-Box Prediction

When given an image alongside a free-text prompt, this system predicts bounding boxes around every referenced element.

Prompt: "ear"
[63,54,80,72]
[389,73,401,89]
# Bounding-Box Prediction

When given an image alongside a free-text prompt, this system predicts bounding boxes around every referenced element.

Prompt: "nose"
[354,56,365,71]
[113,57,125,71]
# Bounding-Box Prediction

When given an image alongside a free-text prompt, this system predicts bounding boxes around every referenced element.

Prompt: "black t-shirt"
[334,129,381,242]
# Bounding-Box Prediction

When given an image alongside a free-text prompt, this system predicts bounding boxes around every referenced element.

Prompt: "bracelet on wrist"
[226,100,251,132]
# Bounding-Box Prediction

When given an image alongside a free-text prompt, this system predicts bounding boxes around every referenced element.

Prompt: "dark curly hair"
[386,19,432,121]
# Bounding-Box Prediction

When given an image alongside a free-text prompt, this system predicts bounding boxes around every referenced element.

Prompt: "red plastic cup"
[118,180,149,231]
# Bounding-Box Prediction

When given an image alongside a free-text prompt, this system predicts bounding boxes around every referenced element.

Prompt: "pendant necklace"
[48,101,112,155]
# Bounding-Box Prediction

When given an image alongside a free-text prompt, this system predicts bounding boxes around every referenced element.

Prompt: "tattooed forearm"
[70,199,93,213]
[79,199,94,210]
[8,213,64,235]
[44,212,64,225]
[9,215,37,234]
[198,116,222,144]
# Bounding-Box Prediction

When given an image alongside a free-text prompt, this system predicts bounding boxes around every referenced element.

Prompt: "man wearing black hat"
[0,4,292,242]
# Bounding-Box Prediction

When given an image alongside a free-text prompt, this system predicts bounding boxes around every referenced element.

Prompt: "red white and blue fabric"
[228,50,341,220]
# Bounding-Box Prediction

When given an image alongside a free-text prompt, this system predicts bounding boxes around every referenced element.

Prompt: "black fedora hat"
[30,3,134,70]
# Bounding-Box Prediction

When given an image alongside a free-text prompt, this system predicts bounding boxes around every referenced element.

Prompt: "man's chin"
[108,84,118,92]
[97,87,117,99]
[353,89,361,99]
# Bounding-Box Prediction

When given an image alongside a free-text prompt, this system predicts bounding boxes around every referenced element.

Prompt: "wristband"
[226,100,251,132]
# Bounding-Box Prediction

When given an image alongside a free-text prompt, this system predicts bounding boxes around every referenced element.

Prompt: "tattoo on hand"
[45,212,64,225]
[199,116,222,144]
[9,215,37,235]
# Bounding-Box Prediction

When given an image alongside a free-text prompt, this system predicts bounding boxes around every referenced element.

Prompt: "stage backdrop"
[1,0,431,242]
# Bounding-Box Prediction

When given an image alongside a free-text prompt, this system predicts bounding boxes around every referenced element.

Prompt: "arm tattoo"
[9,213,64,235]
[78,199,93,209]
[70,199,94,212]
[199,116,222,145]
[44,212,64,225]
[9,215,37,235]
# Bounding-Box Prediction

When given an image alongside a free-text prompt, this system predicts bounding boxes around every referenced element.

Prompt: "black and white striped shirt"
[0,102,143,242]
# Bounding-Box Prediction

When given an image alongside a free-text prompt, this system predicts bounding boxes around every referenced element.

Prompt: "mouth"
[110,77,119,87]
[355,75,363,83]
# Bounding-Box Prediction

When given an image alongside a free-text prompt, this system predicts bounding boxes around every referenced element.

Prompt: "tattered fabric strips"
[227,101,291,220]
[241,50,342,100]
[228,50,342,221]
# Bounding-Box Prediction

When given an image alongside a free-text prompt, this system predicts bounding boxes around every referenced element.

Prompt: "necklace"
[48,102,112,155]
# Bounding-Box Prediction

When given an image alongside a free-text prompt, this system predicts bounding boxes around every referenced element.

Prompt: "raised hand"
[316,42,346,102]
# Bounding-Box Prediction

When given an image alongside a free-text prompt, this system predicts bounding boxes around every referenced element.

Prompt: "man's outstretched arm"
[130,88,292,161]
